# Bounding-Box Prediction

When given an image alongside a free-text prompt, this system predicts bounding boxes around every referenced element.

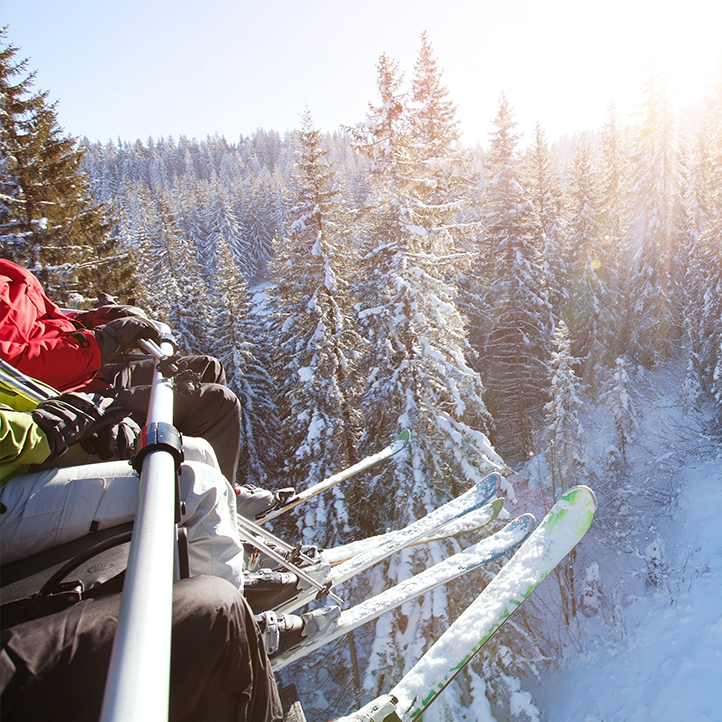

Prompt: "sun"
[638,1,722,106]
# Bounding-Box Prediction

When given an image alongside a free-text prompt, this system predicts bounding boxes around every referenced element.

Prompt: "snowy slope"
[529,366,722,722]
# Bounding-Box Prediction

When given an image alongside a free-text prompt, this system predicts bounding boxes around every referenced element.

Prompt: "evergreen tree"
[523,122,566,322]
[624,72,687,367]
[544,321,585,497]
[119,183,181,321]
[563,135,611,387]
[544,320,586,624]
[0,29,127,302]
[349,42,502,720]
[685,70,722,417]
[480,93,551,461]
[604,355,637,473]
[598,104,629,360]
[125,183,211,353]
[242,172,278,282]
[212,239,280,486]
[268,110,364,542]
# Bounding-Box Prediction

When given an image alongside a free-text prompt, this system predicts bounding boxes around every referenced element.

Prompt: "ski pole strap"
[131,422,184,476]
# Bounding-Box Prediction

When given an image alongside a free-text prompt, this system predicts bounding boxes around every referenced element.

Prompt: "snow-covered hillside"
[525,362,722,722]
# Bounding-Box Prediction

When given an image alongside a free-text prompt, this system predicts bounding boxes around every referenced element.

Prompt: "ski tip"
[393,429,410,447]
[491,496,504,515]
[566,485,598,512]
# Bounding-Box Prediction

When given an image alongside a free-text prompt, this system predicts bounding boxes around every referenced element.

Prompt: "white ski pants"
[0,438,245,590]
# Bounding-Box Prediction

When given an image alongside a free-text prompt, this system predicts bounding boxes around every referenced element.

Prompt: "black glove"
[31,392,132,461]
[73,304,149,328]
[81,416,141,460]
[94,317,162,364]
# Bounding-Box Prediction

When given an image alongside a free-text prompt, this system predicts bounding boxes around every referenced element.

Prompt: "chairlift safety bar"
[99,323,178,722]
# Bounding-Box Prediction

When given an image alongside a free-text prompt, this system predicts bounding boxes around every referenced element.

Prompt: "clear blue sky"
[3,0,721,146]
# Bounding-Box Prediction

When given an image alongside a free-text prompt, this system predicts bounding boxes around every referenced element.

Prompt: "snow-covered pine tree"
[242,172,279,282]
[598,104,629,361]
[267,110,364,543]
[604,355,637,474]
[563,135,612,388]
[124,183,212,353]
[479,93,552,461]
[204,178,248,279]
[685,70,722,418]
[0,30,125,302]
[118,183,181,321]
[544,319,586,624]
[347,40,503,722]
[624,71,688,367]
[262,111,370,714]
[349,46,500,525]
[523,122,566,324]
[211,239,280,486]
[544,320,585,497]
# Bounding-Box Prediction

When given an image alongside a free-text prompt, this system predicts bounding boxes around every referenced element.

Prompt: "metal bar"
[100,326,177,722]
[235,517,343,606]
[0,357,54,402]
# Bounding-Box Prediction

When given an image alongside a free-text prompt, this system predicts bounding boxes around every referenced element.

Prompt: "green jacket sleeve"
[1,407,52,484]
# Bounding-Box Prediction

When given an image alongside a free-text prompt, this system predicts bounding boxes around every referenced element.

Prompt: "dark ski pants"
[99,355,242,483]
[0,575,283,722]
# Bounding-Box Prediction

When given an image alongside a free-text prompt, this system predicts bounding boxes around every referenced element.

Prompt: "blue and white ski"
[273,512,535,670]
[274,472,502,614]
[321,498,504,565]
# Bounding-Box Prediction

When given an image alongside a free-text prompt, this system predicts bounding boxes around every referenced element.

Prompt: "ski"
[256,430,410,524]
[322,498,504,565]
[333,485,597,722]
[272,513,535,670]
[273,472,502,615]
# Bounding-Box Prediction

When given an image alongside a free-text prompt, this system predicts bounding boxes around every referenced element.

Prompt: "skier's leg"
[0,575,284,722]
[171,382,241,483]
[99,355,227,388]
[112,381,242,482]
[177,461,246,590]
[0,461,127,564]
[0,460,246,590]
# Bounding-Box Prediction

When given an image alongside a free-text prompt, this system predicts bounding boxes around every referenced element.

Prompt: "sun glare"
[639,2,722,105]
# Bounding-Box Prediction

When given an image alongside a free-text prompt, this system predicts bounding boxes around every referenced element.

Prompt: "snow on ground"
[530,365,722,722]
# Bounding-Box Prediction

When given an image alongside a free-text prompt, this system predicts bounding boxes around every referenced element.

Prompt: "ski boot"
[243,562,332,613]
[244,541,323,573]
[256,606,341,657]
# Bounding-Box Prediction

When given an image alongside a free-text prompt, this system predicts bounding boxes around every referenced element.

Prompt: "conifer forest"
[3,27,722,721]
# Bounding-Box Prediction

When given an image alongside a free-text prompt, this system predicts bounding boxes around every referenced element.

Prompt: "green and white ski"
[333,485,597,722]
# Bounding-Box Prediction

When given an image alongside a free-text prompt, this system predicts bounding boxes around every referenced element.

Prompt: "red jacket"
[0,260,102,391]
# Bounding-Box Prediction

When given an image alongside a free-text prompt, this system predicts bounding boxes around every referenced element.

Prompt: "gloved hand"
[81,416,141,460]
[235,485,296,520]
[73,303,149,328]
[31,392,132,461]
[94,317,162,364]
